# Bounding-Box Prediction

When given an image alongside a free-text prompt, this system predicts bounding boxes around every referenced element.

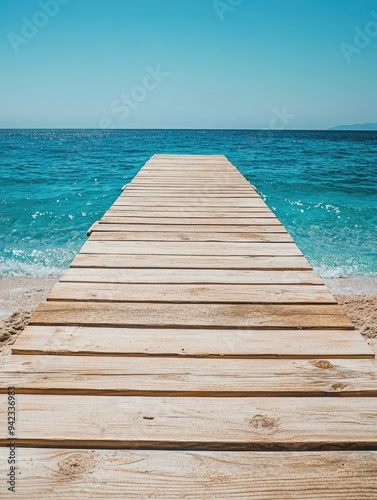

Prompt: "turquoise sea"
[0,129,376,280]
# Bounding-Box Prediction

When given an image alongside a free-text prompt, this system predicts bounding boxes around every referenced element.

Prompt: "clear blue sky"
[1,0,376,129]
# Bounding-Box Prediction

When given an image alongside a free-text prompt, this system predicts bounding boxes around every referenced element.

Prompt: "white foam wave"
[0,260,66,278]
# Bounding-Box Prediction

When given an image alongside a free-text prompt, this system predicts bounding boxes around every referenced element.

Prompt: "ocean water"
[0,129,376,281]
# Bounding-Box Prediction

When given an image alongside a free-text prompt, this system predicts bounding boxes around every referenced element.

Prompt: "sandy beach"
[0,276,376,363]
[0,277,58,364]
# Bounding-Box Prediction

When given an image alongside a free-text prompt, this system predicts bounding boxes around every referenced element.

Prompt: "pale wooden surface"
[28,302,354,328]
[2,154,376,496]
[1,394,377,450]
[81,241,302,255]
[61,268,324,284]
[105,210,278,218]
[90,231,292,242]
[1,356,377,396]
[91,222,288,232]
[0,449,375,499]
[48,283,335,304]
[101,216,282,224]
[12,326,373,358]
[71,253,313,269]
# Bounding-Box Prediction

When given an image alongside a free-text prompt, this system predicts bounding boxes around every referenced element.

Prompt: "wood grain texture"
[106,206,271,212]
[70,254,313,269]
[102,217,283,225]
[81,241,301,256]
[105,210,277,218]
[61,268,323,285]
[89,231,292,242]
[113,199,268,207]
[116,193,264,199]
[2,356,377,396]
[0,449,376,499]
[48,282,336,304]
[29,302,354,329]
[130,182,252,187]
[92,223,289,233]
[125,187,257,192]
[1,394,377,450]
[12,326,373,358]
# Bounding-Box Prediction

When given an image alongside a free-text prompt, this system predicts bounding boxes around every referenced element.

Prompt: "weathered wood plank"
[12,326,373,358]
[106,210,275,217]
[113,200,266,206]
[81,241,302,256]
[28,302,354,329]
[130,181,252,186]
[129,181,253,186]
[61,268,323,285]
[104,211,278,219]
[48,283,335,304]
[2,356,377,396]
[121,194,260,199]
[102,217,282,225]
[89,231,293,242]
[107,206,270,212]
[93,223,289,233]
[0,449,376,499]
[70,254,313,269]
[113,199,267,207]
[1,395,377,450]
[125,187,256,192]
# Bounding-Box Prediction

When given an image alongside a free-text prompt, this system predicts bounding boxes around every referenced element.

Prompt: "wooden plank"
[113,199,267,207]
[130,174,248,177]
[93,223,289,233]
[125,187,256,192]
[1,394,377,450]
[108,205,269,212]
[136,167,241,170]
[105,211,278,219]
[12,326,373,358]
[61,268,323,285]
[129,181,253,186]
[113,200,267,206]
[124,190,257,196]
[143,169,238,172]
[28,302,354,329]
[130,179,251,182]
[2,356,377,396]
[121,194,260,199]
[102,217,280,225]
[48,283,336,304]
[140,165,239,168]
[89,231,293,242]
[0,449,376,499]
[81,241,302,256]
[70,254,313,269]
[105,205,276,218]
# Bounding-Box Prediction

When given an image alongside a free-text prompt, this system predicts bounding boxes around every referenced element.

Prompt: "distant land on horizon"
[329,123,377,131]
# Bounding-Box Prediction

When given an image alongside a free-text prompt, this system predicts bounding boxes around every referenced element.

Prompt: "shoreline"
[0,275,376,361]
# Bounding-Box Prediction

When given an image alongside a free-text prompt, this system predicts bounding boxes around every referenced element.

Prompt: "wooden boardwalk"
[1,154,377,498]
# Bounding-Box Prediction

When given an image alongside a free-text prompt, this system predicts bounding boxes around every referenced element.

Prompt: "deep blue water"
[0,129,376,278]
